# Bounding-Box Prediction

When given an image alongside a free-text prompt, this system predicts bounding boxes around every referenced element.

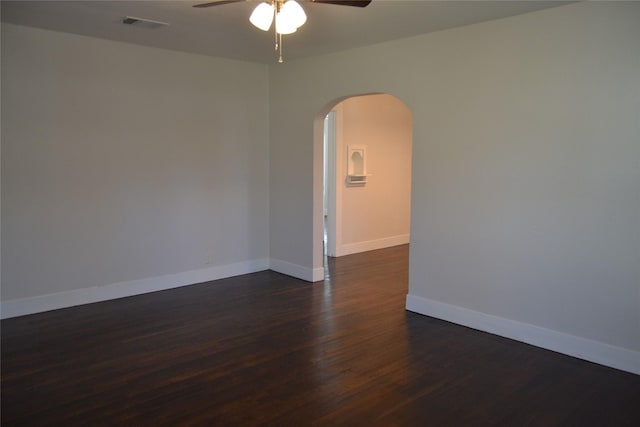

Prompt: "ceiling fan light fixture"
[249,2,274,31]
[280,1,307,28]
[275,14,298,35]
[195,0,370,63]
[275,0,306,35]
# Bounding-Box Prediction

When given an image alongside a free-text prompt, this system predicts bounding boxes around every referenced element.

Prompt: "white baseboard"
[269,258,323,282]
[0,258,270,319]
[406,294,640,375]
[312,267,325,282]
[336,234,409,257]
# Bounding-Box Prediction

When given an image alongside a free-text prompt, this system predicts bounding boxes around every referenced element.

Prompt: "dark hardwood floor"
[2,245,639,426]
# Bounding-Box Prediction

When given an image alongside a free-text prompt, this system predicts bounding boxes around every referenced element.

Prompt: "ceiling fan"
[193,0,373,63]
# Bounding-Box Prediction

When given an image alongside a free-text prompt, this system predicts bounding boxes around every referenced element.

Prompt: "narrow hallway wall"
[333,94,412,256]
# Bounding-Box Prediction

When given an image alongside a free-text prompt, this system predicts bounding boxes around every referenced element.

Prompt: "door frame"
[324,110,339,258]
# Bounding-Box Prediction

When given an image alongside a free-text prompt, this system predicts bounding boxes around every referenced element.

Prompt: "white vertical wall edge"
[406,294,640,375]
[325,110,339,258]
[0,259,269,319]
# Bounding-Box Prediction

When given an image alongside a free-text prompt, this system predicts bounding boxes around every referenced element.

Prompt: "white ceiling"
[1,1,572,63]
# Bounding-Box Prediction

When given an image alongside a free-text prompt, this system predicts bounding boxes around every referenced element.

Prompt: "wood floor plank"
[2,245,639,426]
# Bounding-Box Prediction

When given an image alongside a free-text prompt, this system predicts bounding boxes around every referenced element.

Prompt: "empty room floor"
[2,245,639,426]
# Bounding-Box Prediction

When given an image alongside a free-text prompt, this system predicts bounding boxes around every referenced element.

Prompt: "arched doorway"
[313,93,413,276]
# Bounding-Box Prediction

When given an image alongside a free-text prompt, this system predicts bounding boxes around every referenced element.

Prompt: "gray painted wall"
[269,2,639,358]
[1,24,269,301]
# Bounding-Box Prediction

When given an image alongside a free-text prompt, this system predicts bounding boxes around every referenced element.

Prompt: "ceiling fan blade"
[193,0,373,8]
[310,0,372,7]
[193,0,246,8]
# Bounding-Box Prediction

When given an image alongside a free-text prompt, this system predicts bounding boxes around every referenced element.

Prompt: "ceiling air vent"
[121,16,169,29]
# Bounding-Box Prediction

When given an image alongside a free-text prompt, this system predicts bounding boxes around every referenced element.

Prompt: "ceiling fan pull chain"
[274,8,278,51]
[275,1,283,63]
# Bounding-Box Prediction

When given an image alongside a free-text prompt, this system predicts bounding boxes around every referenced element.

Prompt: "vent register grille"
[121,16,169,29]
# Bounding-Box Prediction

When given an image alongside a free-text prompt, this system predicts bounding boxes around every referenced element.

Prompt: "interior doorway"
[319,94,413,265]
